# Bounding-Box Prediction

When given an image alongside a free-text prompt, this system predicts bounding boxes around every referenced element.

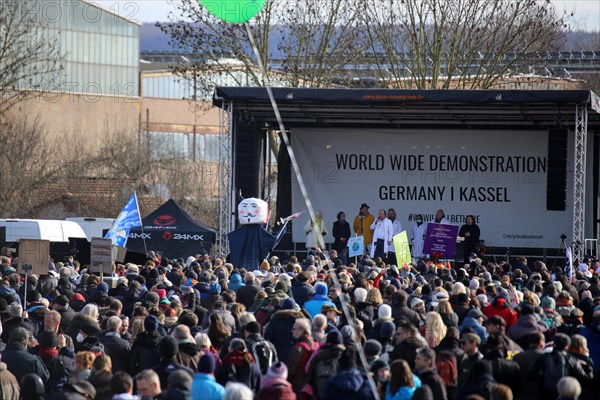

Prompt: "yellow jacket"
[353,213,375,244]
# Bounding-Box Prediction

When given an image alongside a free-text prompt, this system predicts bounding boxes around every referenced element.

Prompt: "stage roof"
[213,88,600,130]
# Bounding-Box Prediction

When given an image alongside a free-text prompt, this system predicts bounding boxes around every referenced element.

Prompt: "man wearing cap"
[321,304,342,334]
[354,203,375,255]
[191,354,224,400]
[456,332,483,396]
[459,308,488,344]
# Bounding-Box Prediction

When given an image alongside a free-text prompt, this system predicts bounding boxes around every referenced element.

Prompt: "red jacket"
[483,298,518,328]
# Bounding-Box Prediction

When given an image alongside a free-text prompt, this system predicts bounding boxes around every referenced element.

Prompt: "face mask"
[416,219,423,224]
[76,333,85,343]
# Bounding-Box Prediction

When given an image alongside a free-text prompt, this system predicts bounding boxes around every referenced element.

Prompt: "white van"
[65,217,115,241]
[0,219,87,242]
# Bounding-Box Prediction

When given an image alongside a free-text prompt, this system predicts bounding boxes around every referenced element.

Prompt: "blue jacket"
[581,321,600,368]
[325,368,376,399]
[460,316,489,344]
[228,273,245,293]
[191,373,225,400]
[304,297,336,318]
[385,374,422,400]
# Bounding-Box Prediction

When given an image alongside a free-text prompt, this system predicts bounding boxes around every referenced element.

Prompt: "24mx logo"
[129,233,151,239]
[173,234,205,241]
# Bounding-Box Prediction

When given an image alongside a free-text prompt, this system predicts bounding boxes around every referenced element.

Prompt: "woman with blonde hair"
[366,287,384,306]
[67,303,100,339]
[425,311,447,348]
[437,300,459,327]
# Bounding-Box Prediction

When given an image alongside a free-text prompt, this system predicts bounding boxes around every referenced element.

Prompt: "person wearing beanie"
[130,316,163,375]
[264,297,305,365]
[152,336,194,389]
[363,339,383,365]
[89,282,110,307]
[306,330,345,399]
[256,362,296,400]
[192,353,225,400]
[303,282,336,318]
[243,321,279,374]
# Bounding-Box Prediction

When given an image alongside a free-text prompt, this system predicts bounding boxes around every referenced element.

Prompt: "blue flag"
[105,193,142,247]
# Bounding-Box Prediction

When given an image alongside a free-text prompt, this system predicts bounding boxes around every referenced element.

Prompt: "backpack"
[435,349,458,388]
[314,354,340,399]
[541,351,568,391]
[251,340,276,374]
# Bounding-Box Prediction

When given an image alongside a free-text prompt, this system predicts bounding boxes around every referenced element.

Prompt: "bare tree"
[0,116,69,217]
[157,0,368,90]
[0,1,63,117]
[361,0,572,89]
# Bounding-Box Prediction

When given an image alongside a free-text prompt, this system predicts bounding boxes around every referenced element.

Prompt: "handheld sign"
[347,236,364,258]
[198,0,267,23]
[394,231,412,267]
[19,239,50,276]
[423,223,460,259]
[90,237,113,274]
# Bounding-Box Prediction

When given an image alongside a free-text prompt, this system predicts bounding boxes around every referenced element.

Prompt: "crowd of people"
[0,247,598,400]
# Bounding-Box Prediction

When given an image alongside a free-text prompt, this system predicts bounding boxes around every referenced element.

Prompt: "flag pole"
[135,192,148,256]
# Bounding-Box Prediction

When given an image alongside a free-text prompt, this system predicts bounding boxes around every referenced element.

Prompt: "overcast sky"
[92,0,599,30]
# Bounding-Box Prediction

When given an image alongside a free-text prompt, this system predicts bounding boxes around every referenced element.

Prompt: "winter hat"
[363,339,382,359]
[326,331,343,346]
[275,281,288,293]
[39,331,58,348]
[144,315,159,332]
[581,290,592,300]
[370,359,389,374]
[476,294,488,306]
[541,296,556,310]
[314,282,328,296]
[340,325,357,342]
[281,298,298,310]
[71,293,86,303]
[198,354,216,374]
[435,291,449,301]
[481,272,492,282]
[97,282,109,294]
[379,321,396,340]
[145,292,160,306]
[200,270,212,282]
[155,289,167,299]
[209,282,221,295]
[266,362,288,380]
[469,279,480,291]
[159,336,179,359]
[378,304,392,320]
[186,270,198,280]
[410,297,424,309]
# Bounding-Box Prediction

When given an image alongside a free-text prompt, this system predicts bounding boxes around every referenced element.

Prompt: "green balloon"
[198,0,267,23]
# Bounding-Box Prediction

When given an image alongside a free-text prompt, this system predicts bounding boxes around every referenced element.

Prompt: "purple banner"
[423,223,459,258]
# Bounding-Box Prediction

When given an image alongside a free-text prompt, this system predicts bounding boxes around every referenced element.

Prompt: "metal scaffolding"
[218,101,233,256]
[572,104,588,261]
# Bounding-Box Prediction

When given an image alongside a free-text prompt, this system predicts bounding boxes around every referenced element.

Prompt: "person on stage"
[433,209,449,224]
[353,203,375,254]
[332,211,351,264]
[304,211,328,251]
[458,215,481,264]
[411,214,427,262]
[387,208,403,262]
[370,209,393,259]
